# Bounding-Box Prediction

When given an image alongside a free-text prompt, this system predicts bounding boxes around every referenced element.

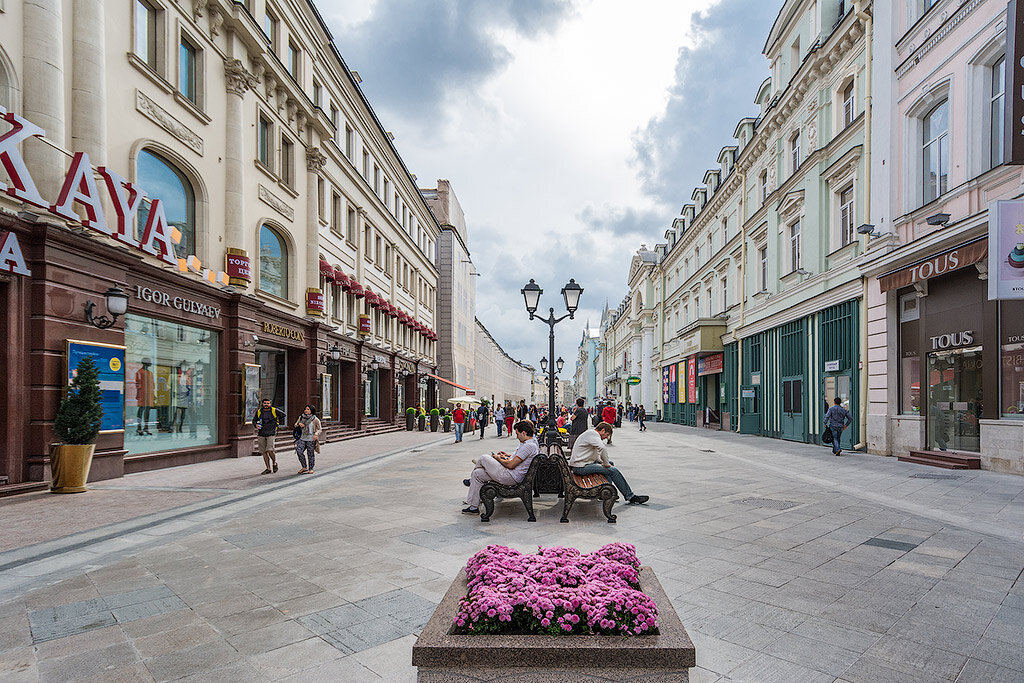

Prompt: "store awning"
[425,373,471,391]
[878,237,987,292]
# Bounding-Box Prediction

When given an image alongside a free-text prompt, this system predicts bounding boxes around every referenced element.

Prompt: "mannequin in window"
[172,363,193,434]
[135,359,156,435]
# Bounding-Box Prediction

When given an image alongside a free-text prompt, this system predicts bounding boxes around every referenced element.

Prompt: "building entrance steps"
[900,450,982,470]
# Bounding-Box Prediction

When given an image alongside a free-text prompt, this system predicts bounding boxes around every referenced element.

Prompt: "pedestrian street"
[1,423,1023,681]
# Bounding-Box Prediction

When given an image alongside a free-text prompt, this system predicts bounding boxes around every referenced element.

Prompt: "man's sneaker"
[260,468,272,475]
[628,495,650,505]
[463,478,471,487]
[272,463,278,473]
[462,506,479,515]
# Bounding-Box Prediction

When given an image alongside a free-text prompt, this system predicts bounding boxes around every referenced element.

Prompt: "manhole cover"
[735,497,800,510]
[909,473,960,479]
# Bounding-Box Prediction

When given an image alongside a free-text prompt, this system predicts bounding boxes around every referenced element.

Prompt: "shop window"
[137,148,195,259]
[259,224,288,299]
[1003,303,1024,417]
[923,100,949,203]
[124,315,217,456]
[899,292,921,415]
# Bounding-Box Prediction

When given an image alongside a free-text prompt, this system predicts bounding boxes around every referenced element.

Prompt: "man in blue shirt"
[824,397,853,456]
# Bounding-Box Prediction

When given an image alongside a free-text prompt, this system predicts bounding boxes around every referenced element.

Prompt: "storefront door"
[257,347,287,412]
[739,386,760,434]
[823,373,854,450]
[927,346,983,452]
[364,370,379,417]
[781,375,805,441]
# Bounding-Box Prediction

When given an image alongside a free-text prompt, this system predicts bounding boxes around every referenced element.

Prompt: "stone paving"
[1,421,1023,681]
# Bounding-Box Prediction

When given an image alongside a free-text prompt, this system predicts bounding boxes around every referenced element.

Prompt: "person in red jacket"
[452,403,466,443]
[601,403,617,444]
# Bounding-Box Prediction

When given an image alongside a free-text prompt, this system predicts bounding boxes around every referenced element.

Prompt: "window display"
[124,315,218,455]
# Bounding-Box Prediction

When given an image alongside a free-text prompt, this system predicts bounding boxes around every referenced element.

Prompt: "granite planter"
[412,566,695,682]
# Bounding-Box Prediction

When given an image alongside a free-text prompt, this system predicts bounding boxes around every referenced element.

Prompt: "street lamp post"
[521,278,583,446]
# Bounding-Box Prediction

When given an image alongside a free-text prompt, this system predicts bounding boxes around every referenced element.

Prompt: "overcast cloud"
[325,0,779,384]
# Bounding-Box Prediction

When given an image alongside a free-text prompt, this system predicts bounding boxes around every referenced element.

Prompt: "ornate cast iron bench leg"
[600,486,617,523]
[480,485,496,522]
[560,493,576,523]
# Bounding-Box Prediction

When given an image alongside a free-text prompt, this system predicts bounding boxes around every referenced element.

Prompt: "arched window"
[137,149,195,258]
[259,224,288,299]
[922,101,949,203]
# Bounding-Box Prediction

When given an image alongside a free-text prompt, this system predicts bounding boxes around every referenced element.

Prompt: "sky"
[320,0,781,382]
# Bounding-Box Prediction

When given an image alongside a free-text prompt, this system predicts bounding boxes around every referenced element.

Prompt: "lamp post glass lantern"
[85,285,130,329]
[521,279,584,445]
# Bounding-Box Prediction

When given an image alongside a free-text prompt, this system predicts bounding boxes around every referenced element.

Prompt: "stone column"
[631,336,642,404]
[224,59,255,288]
[71,0,106,164]
[22,0,66,197]
[641,326,655,410]
[305,146,326,316]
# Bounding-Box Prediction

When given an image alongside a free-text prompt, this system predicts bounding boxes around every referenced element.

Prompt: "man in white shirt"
[569,422,649,505]
[461,420,540,514]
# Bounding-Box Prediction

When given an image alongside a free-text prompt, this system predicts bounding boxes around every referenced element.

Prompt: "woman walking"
[504,401,515,437]
[637,405,647,431]
[294,404,322,474]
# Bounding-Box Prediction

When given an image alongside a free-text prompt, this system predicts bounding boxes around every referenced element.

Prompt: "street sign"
[627,376,641,385]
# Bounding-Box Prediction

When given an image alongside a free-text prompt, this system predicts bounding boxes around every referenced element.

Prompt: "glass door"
[927,346,983,452]
[780,375,805,441]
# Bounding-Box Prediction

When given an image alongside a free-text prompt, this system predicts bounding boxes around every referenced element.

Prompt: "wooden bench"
[552,455,618,523]
[478,453,551,522]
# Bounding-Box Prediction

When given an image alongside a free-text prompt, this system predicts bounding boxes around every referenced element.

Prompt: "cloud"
[328,0,575,127]
[633,0,778,207]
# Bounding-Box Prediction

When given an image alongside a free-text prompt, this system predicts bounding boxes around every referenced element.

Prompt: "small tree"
[54,357,103,445]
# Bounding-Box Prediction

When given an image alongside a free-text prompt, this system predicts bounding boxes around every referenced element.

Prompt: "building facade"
[473,319,532,408]
[572,325,600,405]
[0,0,439,486]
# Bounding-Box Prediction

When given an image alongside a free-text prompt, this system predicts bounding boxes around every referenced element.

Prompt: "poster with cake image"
[989,200,1024,300]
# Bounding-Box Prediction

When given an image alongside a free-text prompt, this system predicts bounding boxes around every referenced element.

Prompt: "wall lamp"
[857,223,884,238]
[85,286,129,329]
[926,212,951,226]
[319,342,341,364]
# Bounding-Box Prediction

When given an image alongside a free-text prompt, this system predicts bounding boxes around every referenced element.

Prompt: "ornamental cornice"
[896,0,983,80]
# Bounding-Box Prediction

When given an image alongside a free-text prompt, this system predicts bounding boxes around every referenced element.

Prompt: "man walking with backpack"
[253,398,284,474]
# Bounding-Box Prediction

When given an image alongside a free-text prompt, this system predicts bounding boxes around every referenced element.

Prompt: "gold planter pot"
[50,444,96,493]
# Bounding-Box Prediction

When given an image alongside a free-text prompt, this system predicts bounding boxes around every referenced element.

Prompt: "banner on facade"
[988,200,1024,299]
[688,357,697,403]
[677,362,685,403]
[698,353,724,376]
[668,365,676,403]
[662,367,670,403]
[66,339,125,432]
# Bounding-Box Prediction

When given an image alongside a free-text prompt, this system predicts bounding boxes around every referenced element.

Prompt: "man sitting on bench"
[461,420,539,515]
[569,422,649,505]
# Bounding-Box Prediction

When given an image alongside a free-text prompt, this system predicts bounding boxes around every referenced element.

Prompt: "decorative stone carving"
[287,100,297,124]
[224,59,257,96]
[192,0,204,18]
[306,147,327,173]
[767,160,777,192]
[208,6,224,36]
[806,120,817,152]
[135,90,203,154]
[258,184,294,221]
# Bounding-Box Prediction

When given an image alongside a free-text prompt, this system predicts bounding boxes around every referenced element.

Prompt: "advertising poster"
[66,340,126,432]
[668,364,677,404]
[677,362,685,403]
[242,364,261,423]
[662,367,669,403]
[688,357,697,403]
[989,200,1024,299]
[320,372,332,420]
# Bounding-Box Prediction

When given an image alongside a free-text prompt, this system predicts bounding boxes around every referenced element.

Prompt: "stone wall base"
[418,667,689,682]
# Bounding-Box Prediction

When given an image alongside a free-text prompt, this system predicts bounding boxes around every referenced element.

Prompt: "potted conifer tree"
[405,407,416,431]
[429,408,440,432]
[51,356,103,493]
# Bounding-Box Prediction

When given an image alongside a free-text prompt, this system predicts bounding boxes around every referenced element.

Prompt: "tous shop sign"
[0,106,228,285]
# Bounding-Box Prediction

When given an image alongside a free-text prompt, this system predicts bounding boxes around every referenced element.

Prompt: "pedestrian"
[494,403,505,437]
[477,401,490,439]
[601,403,617,444]
[516,399,528,422]
[570,422,648,505]
[252,398,284,474]
[637,405,646,431]
[452,402,466,443]
[616,403,624,428]
[568,397,589,449]
[293,404,322,474]
[528,404,538,423]
[504,401,515,437]
[460,420,540,515]
[823,396,852,456]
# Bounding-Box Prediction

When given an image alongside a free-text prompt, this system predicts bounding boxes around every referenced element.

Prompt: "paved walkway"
[1,422,1022,681]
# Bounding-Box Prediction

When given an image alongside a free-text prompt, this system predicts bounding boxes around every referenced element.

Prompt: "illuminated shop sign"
[135,285,221,319]
[0,230,30,276]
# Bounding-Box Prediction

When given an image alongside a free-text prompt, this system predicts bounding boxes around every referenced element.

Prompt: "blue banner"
[67,340,126,432]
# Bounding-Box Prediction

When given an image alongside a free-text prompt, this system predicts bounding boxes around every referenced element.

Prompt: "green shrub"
[406,407,416,414]
[54,356,103,445]
[429,408,440,416]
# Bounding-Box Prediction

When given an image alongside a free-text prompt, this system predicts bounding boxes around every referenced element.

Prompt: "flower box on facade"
[412,566,695,682]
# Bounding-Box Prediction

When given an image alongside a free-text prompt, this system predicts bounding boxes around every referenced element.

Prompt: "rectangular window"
[843,81,855,127]
[331,192,342,235]
[364,225,372,259]
[347,207,356,243]
[288,42,301,81]
[263,8,277,49]
[317,178,324,221]
[720,276,728,312]
[178,37,198,104]
[791,131,801,172]
[362,151,370,178]
[759,246,768,291]
[134,0,158,70]
[384,244,392,274]
[373,165,380,195]
[383,179,391,208]
[721,217,728,243]
[899,293,920,415]
[345,124,354,159]
[258,116,272,167]
[375,236,382,265]
[840,184,854,247]
[313,81,322,108]
[991,56,1006,169]
[923,100,949,203]
[330,104,339,133]
[760,170,768,203]
[280,136,293,186]
[790,220,801,271]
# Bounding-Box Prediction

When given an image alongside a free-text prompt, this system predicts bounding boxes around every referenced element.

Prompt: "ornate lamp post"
[521,278,583,445]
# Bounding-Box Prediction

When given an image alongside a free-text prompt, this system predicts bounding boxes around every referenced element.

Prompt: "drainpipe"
[854,0,872,451]
[737,171,747,428]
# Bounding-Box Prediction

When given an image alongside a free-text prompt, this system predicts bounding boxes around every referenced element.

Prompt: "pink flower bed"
[452,543,658,636]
